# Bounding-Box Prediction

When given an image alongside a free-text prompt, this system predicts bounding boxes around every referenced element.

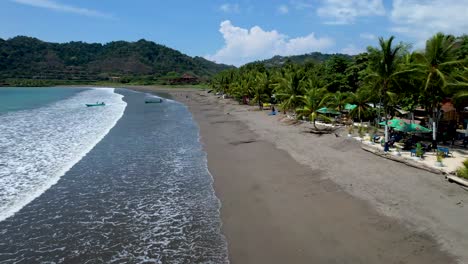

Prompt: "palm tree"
[366,36,408,142]
[413,33,468,143]
[330,91,349,112]
[229,78,249,103]
[211,70,235,94]
[274,70,306,114]
[250,72,271,109]
[295,79,331,129]
[348,88,373,124]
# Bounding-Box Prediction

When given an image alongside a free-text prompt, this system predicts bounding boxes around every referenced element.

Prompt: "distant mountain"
[249,52,354,67]
[0,36,233,85]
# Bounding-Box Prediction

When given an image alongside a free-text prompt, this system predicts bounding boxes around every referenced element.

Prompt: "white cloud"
[206,20,334,66]
[341,44,364,55]
[359,33,376,40]
[317,0,385,24]
[219,3,240,13]
[390,0,468,47]
[278,5,289,14]
[11,0,112,18]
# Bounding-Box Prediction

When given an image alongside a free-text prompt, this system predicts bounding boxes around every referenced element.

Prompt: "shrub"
[416,144,424,158]
[436,151,444,163]
[456,159,468,179]
[358,126,364,137]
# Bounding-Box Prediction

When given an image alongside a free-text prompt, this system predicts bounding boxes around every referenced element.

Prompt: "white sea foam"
[0,88,126,222]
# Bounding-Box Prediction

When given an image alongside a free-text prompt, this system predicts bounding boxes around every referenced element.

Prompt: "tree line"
[0,36,233,86]
[210,33,468,143]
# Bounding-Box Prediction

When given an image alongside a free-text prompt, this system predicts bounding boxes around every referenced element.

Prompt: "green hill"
[0,36,233,86]
[250,52,353,67]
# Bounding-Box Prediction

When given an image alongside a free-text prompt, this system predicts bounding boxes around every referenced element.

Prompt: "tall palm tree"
[250,72,271,109]
[348,88,373,124]
[330,91,349,112]
[413,33,468,143]
[295,79,331,129]
[366,36,408,142]
[274,70,306,113]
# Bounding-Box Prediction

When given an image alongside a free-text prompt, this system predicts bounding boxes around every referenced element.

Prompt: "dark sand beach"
[133,86,468,264]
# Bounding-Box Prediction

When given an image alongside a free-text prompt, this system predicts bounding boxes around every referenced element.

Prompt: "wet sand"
[133,87,462,264]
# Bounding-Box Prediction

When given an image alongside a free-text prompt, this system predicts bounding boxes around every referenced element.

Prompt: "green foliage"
[0,36,233,86]
[250,72,271,109]
[329,91,349,112]
[348,88,373,122]
[275,70,307,113]
[358,126,365,138]
[436,151,444,163]
[416,144,424,158]
[413,33,468,118]
[456,35,468,59]
[295,81,331,127]
[365,36,409,120]
[456,159,468,179]
[209,32,468,135]
[252,52,352,67]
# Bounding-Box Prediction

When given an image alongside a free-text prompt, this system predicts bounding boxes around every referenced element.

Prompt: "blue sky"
[1,0,467,66]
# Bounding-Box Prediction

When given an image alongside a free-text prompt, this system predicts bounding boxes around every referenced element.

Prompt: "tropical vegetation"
[0,36,233,86]
[211,33,468,142]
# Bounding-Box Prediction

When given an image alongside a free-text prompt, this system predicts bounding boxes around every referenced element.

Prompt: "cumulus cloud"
[219,3,240,13]
[278,4,289,14]
[10,0,112,18]
[317,0,385,24]
[206,20,334,66]
[390,0,468,47]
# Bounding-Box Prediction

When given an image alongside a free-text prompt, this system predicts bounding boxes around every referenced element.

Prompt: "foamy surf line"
[0,88,127,222]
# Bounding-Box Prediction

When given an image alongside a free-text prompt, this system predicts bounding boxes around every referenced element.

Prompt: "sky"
[1,0,468,66]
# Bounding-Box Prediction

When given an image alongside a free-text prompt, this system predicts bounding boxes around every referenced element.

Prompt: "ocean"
[0,87,228,263]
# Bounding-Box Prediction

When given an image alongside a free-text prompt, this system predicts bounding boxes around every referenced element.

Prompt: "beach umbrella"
[379,118,410,132]
[408,123,432,133]
[317,107,341,115]
[344,103,357,111]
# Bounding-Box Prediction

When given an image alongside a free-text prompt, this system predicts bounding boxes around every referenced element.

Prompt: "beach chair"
[437,147,452,157]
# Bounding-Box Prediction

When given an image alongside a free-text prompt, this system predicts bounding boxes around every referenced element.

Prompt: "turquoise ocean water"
[0,88,228,263]
[0,87,127,222]
[0,87,85,113]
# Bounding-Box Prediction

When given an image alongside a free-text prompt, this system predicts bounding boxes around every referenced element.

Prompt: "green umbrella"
[317,107,341,115]
[379,118,410,132]
[344,103,357,111]
[408,123,432,133]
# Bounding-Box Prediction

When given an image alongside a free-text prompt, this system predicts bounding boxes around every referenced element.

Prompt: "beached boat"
[145,99,163,104]
[86,102,105,107]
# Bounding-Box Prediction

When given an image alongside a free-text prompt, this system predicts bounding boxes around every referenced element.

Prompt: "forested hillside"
[251,52,353,67]
[0,36,233,86]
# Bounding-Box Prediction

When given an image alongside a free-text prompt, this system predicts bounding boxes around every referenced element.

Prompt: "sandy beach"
[133,87,468,264]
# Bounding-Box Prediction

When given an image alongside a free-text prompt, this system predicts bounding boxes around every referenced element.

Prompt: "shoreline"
[134,86,465,263]
[0,88,127,223]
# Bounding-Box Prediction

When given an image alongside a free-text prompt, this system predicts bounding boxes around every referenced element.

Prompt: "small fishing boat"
[145,98,163,104]
[86,102,105,107]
